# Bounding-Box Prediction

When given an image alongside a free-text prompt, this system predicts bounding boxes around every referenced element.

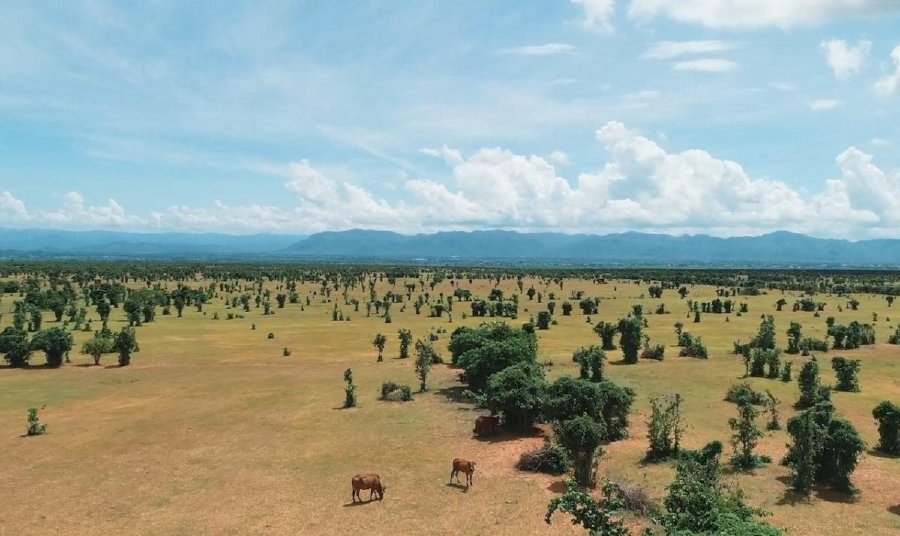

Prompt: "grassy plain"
[0,275,898,535]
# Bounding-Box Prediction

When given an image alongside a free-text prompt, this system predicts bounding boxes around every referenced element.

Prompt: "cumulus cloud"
[820,39,871,79]
[549,150,571,166]
[628,0,900,29]
[572,0,616,31]
[3,125,900,237]
[0,191,27,218]
[499,43,577,56]
[642,40,734,60]
[809,99,841,111]
[672,59,737,73]
[873,45,900,96]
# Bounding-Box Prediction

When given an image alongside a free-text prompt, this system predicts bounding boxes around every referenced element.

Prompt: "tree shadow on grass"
[436,385,477,406]
[546,480,568,494]
[775,475,859,505]
[342,499,379,507]
[474,426,545,444]
[608,359,635,366]
[867,448,899,460]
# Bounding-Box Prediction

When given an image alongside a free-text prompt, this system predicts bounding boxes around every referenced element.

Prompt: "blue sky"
[1,0,899,238]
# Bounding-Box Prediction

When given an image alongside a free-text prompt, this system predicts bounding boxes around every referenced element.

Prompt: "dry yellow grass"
[1,276,898,535]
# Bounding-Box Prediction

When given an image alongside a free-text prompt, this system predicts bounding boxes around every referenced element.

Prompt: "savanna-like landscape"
[1,265,898,535]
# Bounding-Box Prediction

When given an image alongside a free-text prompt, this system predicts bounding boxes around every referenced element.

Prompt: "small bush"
[641,344,666,361]
[283,347,292,357]
[267,332,275,339]
[379,381,413,402]
[725,383,766,406]
[26,407,47,436]
[516,438,571,475]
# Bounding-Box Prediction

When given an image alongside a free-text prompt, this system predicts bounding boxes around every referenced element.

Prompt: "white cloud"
[572,0,616,31]
[873,45,900,96]
[0,191,27,218]
[628,0,900,29]
[642,40,734,60]
[549,150,571,166]
[499,43,577,56]
[820,39,871,79]
[871,138,892,147]
[672,59,738,73]
[3,127,900,238]
[809,99,842,111]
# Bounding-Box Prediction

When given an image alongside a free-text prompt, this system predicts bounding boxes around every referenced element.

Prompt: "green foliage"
[342,368,357,408]
[397,328,412,359]
[30,326,74,368]
[413,338,434,392]
[678,333,708,359]
[452,323,537,392]
[828,321,875,349]
[517,438,571,475]
[545,479,629,536]
[113,327,139,367]
[646,393,683,461]
[728,397,769,470]
[592,321,618,350]
[574,345,605,382]
[780,361,792,382]
[372,332,387,361]
[483,361,546,432]
[536,310,552,330]
[81,334,114,366]
[785,322,802,354]
[831,356,861,392]
[872,401,900,455]
[379,381,412,402]
[783,401,866,495]
[796,358,822,408]
[663,445,780,535]
[725,383,767,406]
[617,315,642,364]
[555,414,605,487]
[640,343,666,361]
[0,326,31,367]
[26,407,47,436]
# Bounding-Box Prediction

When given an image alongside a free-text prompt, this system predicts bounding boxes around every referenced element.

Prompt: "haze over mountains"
[1,228,899,266]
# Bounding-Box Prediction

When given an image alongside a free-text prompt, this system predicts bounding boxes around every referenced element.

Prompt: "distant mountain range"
[1,228,899,266]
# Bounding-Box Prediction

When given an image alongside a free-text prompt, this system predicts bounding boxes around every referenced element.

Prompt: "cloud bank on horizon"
[1,1,899,238]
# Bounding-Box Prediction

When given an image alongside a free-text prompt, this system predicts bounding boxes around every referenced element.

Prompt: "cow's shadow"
[446,482,469,493]
[342,498,380,507]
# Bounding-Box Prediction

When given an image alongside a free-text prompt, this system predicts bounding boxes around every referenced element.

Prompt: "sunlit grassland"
[0,277,898,535]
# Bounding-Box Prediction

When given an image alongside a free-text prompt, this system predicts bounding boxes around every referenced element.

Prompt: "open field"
[1,271,899,535]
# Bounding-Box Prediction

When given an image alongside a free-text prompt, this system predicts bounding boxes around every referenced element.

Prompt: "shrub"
[267,332,275,339]
[516,438,571,475]
[831,356,861,392]
[780,361,793,382]
[379,381,413,402]
[26,407,47,436]
[640,343,666,361]
[282,347,291,357]
[646,393,683,461]
[725,383,766,406]
[872,401,900,455]
[343,368,357,408]
[679,335,708,359]
[728,396,770,470]
[573,345,605,382]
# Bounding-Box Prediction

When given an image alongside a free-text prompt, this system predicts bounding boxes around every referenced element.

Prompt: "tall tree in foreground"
[617,316,642,365]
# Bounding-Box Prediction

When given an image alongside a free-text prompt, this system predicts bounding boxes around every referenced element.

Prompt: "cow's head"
[379,485,386,500]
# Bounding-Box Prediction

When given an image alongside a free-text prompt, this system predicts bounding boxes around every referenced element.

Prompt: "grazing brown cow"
[473,415,500,437]
[351,474,385,503]
[450,458,476,488]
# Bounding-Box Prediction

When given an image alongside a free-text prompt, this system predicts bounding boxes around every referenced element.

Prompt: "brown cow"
[351,474,385,503]
[450,458,476,488]
[473,415,500,437]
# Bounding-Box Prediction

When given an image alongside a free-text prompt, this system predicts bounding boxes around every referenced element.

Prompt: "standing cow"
[450,458,476,489]
[473,415,501,437]
[351,474,385,503]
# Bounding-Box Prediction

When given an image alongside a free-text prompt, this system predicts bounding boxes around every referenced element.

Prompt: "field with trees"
[0,262,898,535]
